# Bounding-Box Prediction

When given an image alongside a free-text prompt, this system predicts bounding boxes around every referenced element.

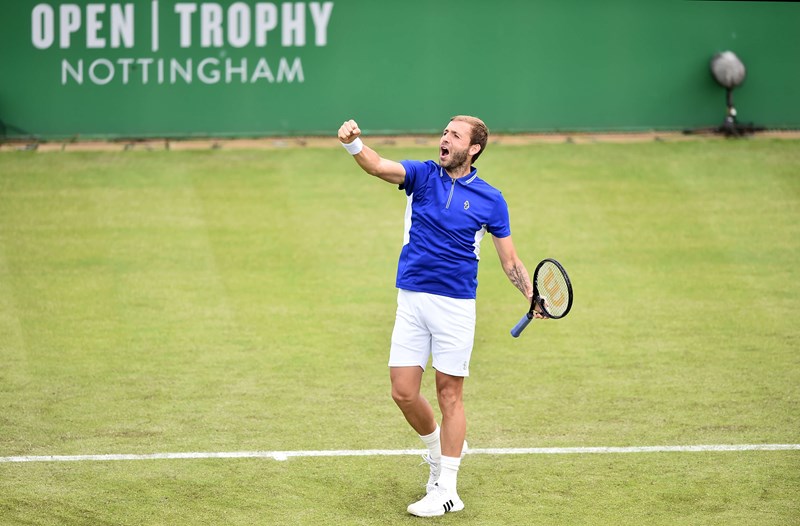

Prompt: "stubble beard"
[441,146,471,175]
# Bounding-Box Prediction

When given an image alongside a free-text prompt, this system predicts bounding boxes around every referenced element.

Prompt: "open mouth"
[440,146,450,159]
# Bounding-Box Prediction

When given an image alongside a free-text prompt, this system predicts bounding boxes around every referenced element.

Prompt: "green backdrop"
[1,0,798,139]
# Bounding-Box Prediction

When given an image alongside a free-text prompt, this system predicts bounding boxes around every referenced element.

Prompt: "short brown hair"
[450,115,489,163]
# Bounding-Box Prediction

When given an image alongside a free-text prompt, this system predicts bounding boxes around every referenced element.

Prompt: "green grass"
[0,139,798,525]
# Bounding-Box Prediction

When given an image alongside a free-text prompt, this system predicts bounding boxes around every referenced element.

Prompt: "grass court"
[1,138,798,524]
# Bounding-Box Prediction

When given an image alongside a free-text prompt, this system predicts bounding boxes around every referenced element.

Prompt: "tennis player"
[338,116,540,517]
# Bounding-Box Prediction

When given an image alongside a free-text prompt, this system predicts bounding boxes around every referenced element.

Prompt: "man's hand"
[338,119,361,144]
[533,297,548,319]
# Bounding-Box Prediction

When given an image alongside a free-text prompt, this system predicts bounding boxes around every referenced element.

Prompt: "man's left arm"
[495,235,553,319]
[493,236,548,318]
[492,235,532,300]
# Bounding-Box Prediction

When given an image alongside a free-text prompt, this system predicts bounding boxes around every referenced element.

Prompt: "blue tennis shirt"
[396,160,511,299]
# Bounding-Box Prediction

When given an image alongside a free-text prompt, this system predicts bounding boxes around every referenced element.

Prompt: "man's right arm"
[338,119,406,185]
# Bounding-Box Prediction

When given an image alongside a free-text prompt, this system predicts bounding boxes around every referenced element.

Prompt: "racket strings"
[536,261,571,318]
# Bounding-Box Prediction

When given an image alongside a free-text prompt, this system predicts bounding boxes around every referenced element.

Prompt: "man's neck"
[444,164,472,179]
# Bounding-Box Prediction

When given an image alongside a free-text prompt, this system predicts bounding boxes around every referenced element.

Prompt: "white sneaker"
[423,440,468,493]
[407,484,464,517]
[421,454,441,494]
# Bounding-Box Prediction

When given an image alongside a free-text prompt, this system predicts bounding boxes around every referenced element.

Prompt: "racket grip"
[510,313,533,338]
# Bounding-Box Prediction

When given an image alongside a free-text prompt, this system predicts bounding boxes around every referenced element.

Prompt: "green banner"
[1,1,798,139]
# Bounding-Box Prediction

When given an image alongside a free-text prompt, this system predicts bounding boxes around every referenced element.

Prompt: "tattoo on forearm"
[507,264,531,298]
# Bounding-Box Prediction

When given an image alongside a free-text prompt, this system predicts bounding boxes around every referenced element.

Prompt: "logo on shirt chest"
[463,200,470,210]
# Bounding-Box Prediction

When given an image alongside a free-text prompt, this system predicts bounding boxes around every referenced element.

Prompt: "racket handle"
[510,313,533,338]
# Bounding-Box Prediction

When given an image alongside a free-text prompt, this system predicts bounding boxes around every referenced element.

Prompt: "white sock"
[419,425,441,463]
[437,455,460,492]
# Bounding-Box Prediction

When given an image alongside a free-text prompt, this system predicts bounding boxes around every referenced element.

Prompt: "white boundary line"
[1,444,798,464]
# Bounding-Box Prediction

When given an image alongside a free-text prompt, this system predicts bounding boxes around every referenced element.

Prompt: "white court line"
[1,444,798,463]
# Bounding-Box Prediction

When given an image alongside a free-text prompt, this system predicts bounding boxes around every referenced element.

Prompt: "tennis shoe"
[421,454,441,494]
[423,440,468,493]
[408,483,464,517]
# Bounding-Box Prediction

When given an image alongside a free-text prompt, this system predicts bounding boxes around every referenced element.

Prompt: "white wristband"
[341,137,363,155]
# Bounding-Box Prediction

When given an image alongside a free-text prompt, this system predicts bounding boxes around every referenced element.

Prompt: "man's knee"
[391,384,417,406]
[436,387,462,408]
[390,368,423,406]
[436,376,464,411]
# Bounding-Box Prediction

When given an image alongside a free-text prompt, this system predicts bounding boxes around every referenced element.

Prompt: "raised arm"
[338,119,406,185]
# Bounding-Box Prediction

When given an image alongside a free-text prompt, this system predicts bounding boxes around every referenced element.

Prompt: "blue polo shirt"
[396,160,511,299]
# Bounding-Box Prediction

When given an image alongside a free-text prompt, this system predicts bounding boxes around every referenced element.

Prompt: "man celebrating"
[338,116,538,517]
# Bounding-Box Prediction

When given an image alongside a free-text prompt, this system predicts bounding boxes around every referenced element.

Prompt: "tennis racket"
[510,258,573,338]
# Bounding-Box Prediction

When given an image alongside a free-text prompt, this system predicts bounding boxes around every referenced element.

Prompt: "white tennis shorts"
[388,289,476,377]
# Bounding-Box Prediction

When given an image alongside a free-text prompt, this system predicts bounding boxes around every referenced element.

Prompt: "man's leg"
[406,370,467,517]
[435,370,465,459]
[435,370,465,497]
[390,365,443,495]
[389,366,436,435]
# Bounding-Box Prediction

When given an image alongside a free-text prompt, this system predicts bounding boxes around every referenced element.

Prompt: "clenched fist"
[338,119,361,144]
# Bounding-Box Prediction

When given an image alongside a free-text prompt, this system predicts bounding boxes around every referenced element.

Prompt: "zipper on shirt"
[445,178,455,209]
